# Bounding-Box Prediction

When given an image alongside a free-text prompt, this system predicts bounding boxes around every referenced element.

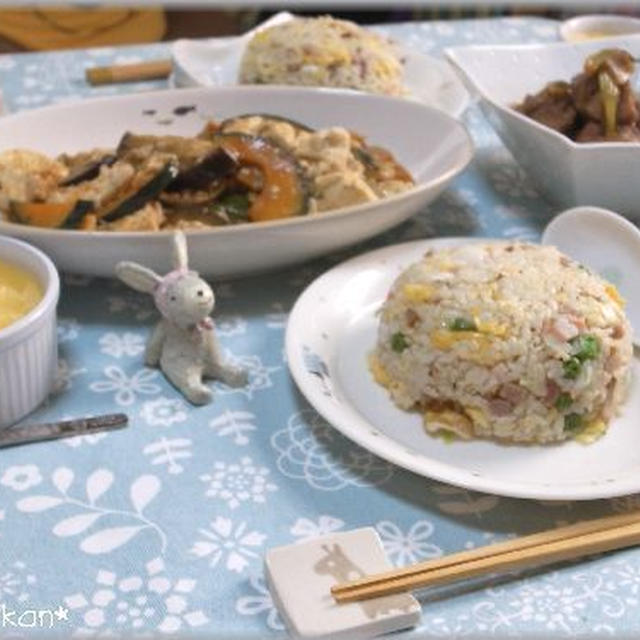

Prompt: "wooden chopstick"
[332,510,640,603]
[86,59,172,86]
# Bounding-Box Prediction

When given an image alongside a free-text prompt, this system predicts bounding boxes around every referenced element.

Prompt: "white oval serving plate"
[0,86,472,278]
[286,237,640,501]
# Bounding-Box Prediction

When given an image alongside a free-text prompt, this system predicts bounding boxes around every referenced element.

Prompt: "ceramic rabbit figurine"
[115,232,247,405]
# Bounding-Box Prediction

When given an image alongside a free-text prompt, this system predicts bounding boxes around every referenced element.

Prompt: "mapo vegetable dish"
[516,48,640,142]
[0,114,414,231]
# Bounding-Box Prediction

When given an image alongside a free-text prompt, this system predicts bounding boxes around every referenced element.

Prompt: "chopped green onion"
[212,192,251,222]
[555,392,573,411]
[564,413,583,431]
[598,70,620,138]
[570,334,600,362]
[562,357,582,380]
[439,430,457,443]
[448,317,477,332]
[391,331,410,353]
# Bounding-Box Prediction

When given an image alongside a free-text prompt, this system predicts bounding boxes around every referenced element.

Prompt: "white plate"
[445,36,640,219]
[0,86,472,277]
[286,238,640,501]
[171,13,470,118]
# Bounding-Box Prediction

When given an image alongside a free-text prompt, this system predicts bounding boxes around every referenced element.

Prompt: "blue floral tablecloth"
[2,16,640,639]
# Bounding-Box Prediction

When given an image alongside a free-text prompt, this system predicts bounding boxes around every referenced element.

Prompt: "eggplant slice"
[98,160,178,223]
[165,148,238,193]
[59,154,118,187]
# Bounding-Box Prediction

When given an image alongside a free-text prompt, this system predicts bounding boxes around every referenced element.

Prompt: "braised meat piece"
[572,72,638,125]
[517,81,577,135]
[575,120,640,143]
[515,48,640,143]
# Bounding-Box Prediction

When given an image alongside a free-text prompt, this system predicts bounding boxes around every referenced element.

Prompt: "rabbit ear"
[115,261,162,294]
[172,231,189,270]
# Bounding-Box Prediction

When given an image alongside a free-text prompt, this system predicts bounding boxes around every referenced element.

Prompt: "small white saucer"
[542,206,640,345]
[560,14,640,43]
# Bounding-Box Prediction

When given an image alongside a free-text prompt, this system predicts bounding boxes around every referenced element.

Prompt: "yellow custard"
[0,259,43,330]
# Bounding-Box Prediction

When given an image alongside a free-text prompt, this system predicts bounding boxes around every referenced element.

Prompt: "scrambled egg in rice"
[238,16,407,97]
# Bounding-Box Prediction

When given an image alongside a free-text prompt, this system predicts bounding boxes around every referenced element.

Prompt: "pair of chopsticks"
[332,509,640,603]
[86,59,172,86]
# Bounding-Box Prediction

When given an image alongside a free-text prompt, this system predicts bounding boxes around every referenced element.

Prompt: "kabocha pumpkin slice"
[212,133,309,221]
[11,199,94,228]
[97,160,178,223]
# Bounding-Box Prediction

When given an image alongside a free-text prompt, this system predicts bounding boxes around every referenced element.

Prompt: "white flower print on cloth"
[16,467,166,555]
[266,303,287,329]
[271,410,394,491]
[0,56,16,70]
[64,433,108,448]
[90,366,160,406]
[501,224,540,243]
[190,517,265,573]
[143,438,192,475]
[376,520,442,567]
[140,397,187,427]
[63,273,92,287]
[107,292,156,321]
[65,558,208,636]
[488,153,539,199]
[209,410,257,446]
[215,316,247,337]
[54,358,87,394]
[99,332,145,358]
[235,575,284,631]
[290,516,345,542]
[0,561,36,604]
[200,457,277,509]
[57,317,79,342]
[1,465,42,492]
[216,353,280,400]
[421,557,638,637]
[431,483,500,517]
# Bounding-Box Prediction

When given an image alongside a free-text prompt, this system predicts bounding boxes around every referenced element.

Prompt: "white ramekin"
[0,235,59,428]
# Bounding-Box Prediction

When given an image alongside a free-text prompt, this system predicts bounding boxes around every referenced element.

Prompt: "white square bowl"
[446,35,640,219]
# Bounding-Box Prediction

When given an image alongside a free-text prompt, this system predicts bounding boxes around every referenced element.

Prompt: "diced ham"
[543,315,580,342]
[487,398,514,417]
[611,324,625,340]
[499,383,527,405]
[545,378,560,404]
[406,308,420,328]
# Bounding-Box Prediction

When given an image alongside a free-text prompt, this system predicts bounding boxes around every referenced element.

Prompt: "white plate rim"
[286,237,640,501]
